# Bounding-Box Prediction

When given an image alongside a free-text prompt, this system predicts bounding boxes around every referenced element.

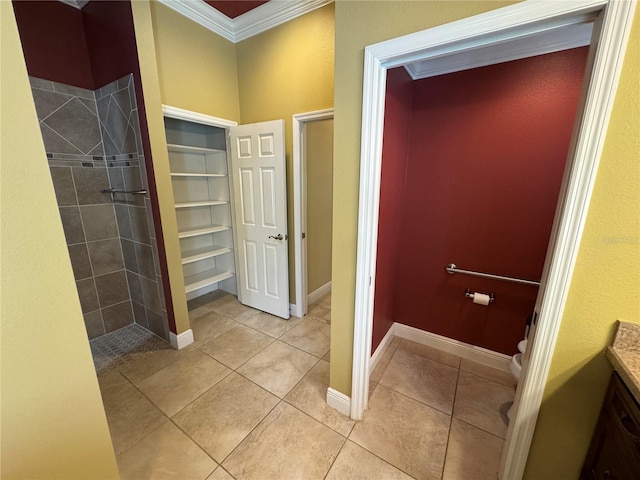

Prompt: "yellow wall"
[524,12,640,479]
[0,3,119,478]
[132,1,190,335]
[150,1,241,122]
[333,1,639,478]
[306,118,334,293]
[236,4,335,301]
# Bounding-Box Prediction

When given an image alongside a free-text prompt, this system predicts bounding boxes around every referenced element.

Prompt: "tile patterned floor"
[93,293,515,479]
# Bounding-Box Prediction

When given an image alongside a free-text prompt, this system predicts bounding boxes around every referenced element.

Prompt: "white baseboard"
[170,329,194,350]
[307,281,331,305]
[369,323,396,373]
[393,323,511,372]
[326,387,351,416]
[290,303,303,318]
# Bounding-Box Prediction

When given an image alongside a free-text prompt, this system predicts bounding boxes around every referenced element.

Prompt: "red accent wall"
[12,1,93,89]
[374,48,588,355]
[372,67,413,351]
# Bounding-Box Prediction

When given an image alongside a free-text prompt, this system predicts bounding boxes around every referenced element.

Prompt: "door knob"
[268,234,284,241]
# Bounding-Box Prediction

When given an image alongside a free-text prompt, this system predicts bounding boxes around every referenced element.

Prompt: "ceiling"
[204,1,270,19]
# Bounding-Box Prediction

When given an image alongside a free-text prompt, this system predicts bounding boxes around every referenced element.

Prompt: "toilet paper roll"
[473,293,491,306]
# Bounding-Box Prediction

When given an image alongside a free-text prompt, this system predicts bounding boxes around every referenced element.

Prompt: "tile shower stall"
[31,74,168,341]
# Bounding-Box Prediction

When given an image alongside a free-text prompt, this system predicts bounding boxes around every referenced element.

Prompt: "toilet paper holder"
[465,289,495,303]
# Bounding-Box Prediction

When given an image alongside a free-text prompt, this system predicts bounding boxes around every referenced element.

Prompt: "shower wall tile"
[95,270,129,308]
[50,167,78,206]
[115,204,133,240]
[53,82,94,100]
[132,301,148,329]
[76,278,100,314]
[146,308,166,339]
[127,274,144,308]
[43,98,102,153]
[84,310,105,340]
[32,89,73,121]
[121,239,139,273]
[72,167,111,204]
[108,167,125,191]
[59,207,85,244]
[140,276,161,314]
[130,206,150,245]
[135,242,155,280]
[102,301,134,333]
[80,204,119,241]
[68,244,93,280]
[29,77,54,91]
[34,75,167,342]
[88,239,125,276]
[41,123,83,155]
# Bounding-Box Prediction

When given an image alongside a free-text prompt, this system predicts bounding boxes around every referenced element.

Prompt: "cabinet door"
[229,120,289,319]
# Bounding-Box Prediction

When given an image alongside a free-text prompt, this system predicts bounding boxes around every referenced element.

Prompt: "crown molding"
[157,0,333,43]
[58,0,90,9]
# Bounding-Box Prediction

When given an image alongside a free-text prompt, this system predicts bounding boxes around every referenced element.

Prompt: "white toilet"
[507,339,527,421]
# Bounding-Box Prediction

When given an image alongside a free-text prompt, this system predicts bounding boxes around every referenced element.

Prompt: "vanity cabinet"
[581,372,640,480]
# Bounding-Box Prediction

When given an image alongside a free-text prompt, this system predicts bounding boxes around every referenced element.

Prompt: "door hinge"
[302,232,306,239]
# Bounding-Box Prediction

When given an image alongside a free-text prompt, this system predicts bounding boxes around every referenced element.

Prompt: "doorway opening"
[293,109,334,317]
[350,1,636,479]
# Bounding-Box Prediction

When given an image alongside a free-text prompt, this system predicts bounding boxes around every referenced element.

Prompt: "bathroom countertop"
[606,320,640,403]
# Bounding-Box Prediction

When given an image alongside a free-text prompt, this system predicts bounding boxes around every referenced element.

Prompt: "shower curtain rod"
[446,263,540,287]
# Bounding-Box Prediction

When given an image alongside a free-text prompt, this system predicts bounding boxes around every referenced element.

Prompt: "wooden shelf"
[167,143,225,154]
[175,200,229,208]
[178,224,230,239]
[171,172,226,178]
[184,268,234,294]
[181,246,232,265]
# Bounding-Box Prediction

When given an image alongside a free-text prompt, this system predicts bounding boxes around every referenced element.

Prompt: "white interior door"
[229,120,289,319]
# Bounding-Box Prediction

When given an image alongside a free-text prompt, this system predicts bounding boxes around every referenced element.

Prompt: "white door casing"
[229,120,290,319]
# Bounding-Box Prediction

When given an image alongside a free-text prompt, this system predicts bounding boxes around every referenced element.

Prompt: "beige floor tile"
[350,385,450,480]
[117,346,183,385]
[237,341,318,397]
[242,312,303,338]
[207,467,234,480]
[398,339,461,368]
[308,303,330,318]
[370,339,401,384]
[443,418,504,480]
[209,297,261,323]
[325,440,413,480]
[285,360,355,436]
[280,316,331,357]
[116,422,216,480]
[98,370,167,455]
[173,372,279,463]
[200,325,274,369]
[315,292,332,308]
[323,310,332,322]
[222,402,345,480]
[138,349,231,416]
[190,311,240,347]
[380,348,458,414]
[453,370,514,439]
[460,358,516,387]
[323,349,331,362]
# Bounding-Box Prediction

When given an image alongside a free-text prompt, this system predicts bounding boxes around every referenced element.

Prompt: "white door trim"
[292,108,334,317]
[351,2,636,480]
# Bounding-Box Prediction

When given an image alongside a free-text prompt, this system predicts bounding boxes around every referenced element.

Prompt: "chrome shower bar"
[101,188,148,202]
[446,263,540,287]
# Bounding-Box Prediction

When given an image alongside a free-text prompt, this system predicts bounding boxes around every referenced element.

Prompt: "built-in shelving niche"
[165,118,237,300]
